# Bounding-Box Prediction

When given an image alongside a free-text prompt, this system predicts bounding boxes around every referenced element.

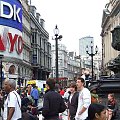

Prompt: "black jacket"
[68,92,79,117]
[42,89,66,119]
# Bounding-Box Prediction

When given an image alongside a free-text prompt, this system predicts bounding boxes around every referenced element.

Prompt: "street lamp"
[0,54,4,89]
[86,41,98,81]
[53,25,62,84]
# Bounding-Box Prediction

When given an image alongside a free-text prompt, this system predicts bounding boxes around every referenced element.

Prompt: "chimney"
[36,13,41,22]
[30,6,36,16]
[40,18,45,28]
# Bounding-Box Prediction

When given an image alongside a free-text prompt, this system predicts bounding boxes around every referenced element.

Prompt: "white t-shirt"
[3,91,21,120]
[75,88,91,120]
[69,94,73,103]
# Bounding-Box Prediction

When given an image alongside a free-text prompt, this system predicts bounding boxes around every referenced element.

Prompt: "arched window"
[9,65,16,74]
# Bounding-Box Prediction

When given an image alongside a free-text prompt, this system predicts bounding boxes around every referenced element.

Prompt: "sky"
[31,0,109,55]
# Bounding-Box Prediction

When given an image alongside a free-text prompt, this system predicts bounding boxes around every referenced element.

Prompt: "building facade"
[30,6,51,80]
[79,36,94,56]
[0,0,27,87]
[51,44,81,86]
[79,36,102,79]
[20,0,32,85]
[0,0,52,87]
[67,53,81,82]
[101,0,120,75]
[80,53,102,80]
[51,44,68,86]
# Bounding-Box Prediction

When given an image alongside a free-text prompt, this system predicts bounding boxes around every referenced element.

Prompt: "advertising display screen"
[0,0,23,59]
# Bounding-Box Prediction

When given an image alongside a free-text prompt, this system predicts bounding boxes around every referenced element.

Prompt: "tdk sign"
[0,0,22,31]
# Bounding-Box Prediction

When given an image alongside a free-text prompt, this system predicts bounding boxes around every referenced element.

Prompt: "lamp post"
[86,41,98,81]
[53,25,62,84]
[0,55,4,89]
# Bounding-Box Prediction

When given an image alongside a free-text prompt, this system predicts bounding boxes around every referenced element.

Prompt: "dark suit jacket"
[68,92,79,117]
[42,89,66,119]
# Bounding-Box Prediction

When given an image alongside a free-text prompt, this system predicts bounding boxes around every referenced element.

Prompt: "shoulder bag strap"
[13,91,21,109]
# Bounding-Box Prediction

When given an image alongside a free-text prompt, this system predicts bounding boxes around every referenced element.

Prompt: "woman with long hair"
[68,82,79,120]
[88,103,107,120]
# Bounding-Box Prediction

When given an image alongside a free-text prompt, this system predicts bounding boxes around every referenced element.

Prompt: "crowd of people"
[0,78,119,120]
[65,79,119,120]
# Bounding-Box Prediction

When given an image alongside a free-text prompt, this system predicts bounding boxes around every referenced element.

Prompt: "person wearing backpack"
[68,82,79,120]
[42,78,66,120]
[3,79,22,120]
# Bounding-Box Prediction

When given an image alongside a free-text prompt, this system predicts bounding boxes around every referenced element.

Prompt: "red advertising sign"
[0,32,23,54]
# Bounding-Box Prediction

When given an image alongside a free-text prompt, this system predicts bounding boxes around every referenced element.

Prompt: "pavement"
[60,110,68,120]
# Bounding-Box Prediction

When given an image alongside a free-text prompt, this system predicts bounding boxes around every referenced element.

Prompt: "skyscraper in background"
[79,36,94,56]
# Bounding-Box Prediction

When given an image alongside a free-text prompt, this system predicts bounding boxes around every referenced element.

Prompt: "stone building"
[51,44,81,86]
[0,0,32,86]
[30,6,51,80]
[20,0,32,85]
[101,0,120,75]
[51,44,68,86]
[0,0,51,87]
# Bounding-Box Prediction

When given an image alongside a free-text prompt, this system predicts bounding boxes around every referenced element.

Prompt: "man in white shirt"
[75,77,91,120]
[3,79,21,120]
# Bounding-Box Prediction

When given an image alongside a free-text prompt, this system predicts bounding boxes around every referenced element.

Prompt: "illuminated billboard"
[0,0,23,59]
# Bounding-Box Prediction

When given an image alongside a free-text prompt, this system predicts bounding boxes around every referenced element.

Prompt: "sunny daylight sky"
[31,0,109,55]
